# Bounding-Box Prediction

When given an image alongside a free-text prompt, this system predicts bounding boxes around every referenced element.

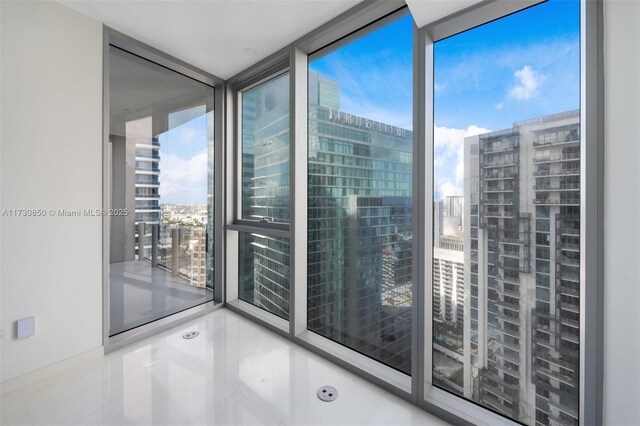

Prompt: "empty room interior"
[0,0,638,425]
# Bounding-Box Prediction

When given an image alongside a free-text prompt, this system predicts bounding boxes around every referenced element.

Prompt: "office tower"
[242,70,414,371]
[307,71,413,374]
[463,110,580,425]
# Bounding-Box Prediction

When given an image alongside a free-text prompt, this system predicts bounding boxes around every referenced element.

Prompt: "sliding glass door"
[108,45,215,336]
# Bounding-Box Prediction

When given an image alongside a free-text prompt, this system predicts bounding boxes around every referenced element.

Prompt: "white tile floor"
[0,309,449,426]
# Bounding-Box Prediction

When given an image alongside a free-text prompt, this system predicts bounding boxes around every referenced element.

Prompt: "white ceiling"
[405,0,483,28]
[61,0,361,80]
[61,0,483,80]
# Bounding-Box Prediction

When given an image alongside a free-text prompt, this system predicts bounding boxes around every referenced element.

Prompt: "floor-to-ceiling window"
[108,45,215,336]
[307,12,414,374]
[429,1,582,424]
[225,0,601,424]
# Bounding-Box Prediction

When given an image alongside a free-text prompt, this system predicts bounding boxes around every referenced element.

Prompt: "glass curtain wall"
[431,1,582,425]
[238,73,291,319]
[109,46,215,336]
[307,13,414,374]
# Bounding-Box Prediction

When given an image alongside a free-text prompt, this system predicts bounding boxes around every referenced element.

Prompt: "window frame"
[223,0,604,425]
[226,60,292,331]
[418,1,604,425]
[234,65,292,229]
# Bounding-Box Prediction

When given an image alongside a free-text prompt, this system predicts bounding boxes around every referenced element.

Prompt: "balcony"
[557,241,580,252]
[535,364,576,387]
[558,314,580,328]
[556,268,580,282]
[534,168,579,177]
[534,347,578,373]
[481,199,514,206]
[534,182,580,191]
[556,280,580,297]
[482,170,517,180]
[481,142,520,154]
[482,160,519,168]
[557,255,580,267]
[533,152,580,163]
[496,310,520,325]
[560,329,580,345]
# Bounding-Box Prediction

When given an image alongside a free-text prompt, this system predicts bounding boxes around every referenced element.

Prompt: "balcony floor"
[109,260,213,336]
[0,309,448,426]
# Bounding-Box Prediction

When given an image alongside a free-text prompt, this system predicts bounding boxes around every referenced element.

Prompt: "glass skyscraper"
[306,70,413,374]
[240,70,414,372]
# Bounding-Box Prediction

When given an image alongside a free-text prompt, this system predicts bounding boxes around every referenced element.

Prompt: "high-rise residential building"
[432,196,465,396]
[433,246,464,327]
[461,110,580,425]
[134,135,161,226]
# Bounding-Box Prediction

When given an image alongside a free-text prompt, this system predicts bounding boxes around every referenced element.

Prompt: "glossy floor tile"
[0,309,449,426]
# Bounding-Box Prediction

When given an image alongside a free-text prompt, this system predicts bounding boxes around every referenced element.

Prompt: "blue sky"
[310,0,580,199]
[158,109,212,204]
[160,0,580,204]
[310,14,414,130]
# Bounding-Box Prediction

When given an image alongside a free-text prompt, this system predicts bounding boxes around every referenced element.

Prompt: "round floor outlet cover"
[182,331,199,339]
[317,386,338,402]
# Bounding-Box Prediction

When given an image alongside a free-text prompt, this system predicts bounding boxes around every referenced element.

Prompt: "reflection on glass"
[109,46,214,336]
[239,233,290,320]
[307,14,414,374]
[431,2,581,425]
[241,73,290,223]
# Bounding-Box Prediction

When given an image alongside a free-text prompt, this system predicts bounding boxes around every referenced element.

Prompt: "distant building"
[434,200,444,248]
[462,110,580,425]
[189,228,207,288]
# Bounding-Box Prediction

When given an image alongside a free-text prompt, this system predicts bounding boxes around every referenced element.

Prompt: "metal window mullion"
[412,21,428,404]
[290,45,309,337]
[580,0,604,425]
[422,23,437,400]
[226,83,238,304]
[214,79,226,305]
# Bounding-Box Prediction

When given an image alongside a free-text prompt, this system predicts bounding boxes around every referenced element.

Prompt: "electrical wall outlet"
[0,327,5,340]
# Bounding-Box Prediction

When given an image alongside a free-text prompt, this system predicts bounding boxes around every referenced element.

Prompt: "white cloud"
[434,124,490,198]
[509,65,545,100]
[176,126,199,145]
[159,151,208,203]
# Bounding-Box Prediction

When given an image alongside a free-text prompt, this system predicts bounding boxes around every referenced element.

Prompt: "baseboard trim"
[0,346,104,395]
[104,301,222,354]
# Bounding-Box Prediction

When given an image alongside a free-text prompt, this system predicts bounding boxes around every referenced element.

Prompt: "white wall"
[603,0,640,425]
[0,1,103,382]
